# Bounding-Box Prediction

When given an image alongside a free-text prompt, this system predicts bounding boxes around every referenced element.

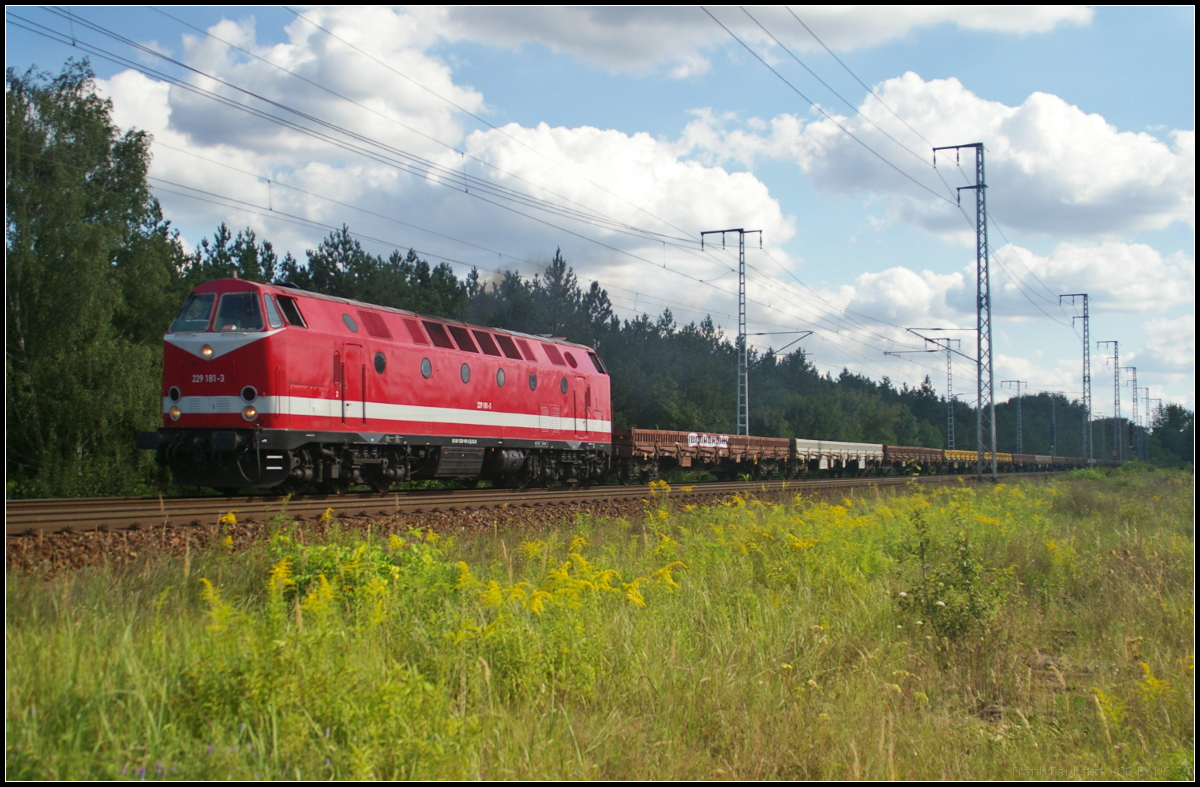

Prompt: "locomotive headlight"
[201,344,214,358]
[241,405,258,421]
[169,405,182,421]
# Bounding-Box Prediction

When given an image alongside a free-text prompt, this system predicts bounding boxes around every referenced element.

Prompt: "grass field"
[7,468,1194,780]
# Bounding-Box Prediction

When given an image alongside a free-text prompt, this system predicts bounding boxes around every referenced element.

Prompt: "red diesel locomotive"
[137,278,613,492]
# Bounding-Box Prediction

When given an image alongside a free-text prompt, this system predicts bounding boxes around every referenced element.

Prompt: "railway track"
[6,473,1058,537]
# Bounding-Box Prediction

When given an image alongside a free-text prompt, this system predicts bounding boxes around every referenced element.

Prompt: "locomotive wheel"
[513,458,536,490]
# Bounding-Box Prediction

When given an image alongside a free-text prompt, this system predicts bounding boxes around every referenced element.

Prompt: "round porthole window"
[374,352,386,374]
[461,363,471,383]
[496,368,506,387]
[528,373,538,391]
[421,358,432,379]
[560,377,568,394]
[342,313,359,332]
[565,351,578,368]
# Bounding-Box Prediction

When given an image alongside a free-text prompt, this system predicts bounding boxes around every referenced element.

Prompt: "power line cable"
[16,9,746,292]
[146,6,705,248]
[701,6,956,207]
[281,5,703,244]
[44,5,763,292]
[785,7,936,149]
[40,6,706,248]
[740,6,946,179]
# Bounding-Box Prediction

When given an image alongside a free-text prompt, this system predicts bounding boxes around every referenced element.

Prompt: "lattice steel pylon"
[1098,340,1120,461]
[1121,367,1138,461]
[926,337,961,450]
[1060,294,1092,462]
[701,228,761,436]
[935,143,994,479]
[1141,387,1151,461]
[1002,380,1026,454]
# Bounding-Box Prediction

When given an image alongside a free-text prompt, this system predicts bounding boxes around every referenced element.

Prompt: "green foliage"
[1149,404,1195,468]
[276,228,469,318]
[894,509,1012,641]
[7,469,1195,779]
[178,223,286,286]
[6,60,185,497]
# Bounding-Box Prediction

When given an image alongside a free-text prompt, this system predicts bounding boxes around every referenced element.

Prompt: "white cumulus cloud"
[1143,315,1195,372]
[682,73,1194,237]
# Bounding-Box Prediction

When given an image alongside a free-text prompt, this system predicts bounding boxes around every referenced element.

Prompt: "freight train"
[136,279,1101,493]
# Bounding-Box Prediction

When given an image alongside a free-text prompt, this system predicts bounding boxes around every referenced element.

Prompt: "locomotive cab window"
[264,294,284,328]
[275,295,307,328]
[215,292,264,331]
[170,293,216,332]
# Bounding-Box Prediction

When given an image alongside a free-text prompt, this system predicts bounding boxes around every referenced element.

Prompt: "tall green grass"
[7,469,1194,779]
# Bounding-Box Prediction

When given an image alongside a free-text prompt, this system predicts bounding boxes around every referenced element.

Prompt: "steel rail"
[6,474,1056,536]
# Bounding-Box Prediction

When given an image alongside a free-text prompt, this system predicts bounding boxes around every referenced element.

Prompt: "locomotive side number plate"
[191,374,227,383]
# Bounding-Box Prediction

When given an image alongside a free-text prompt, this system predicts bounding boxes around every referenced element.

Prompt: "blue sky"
[6,6,1194,417]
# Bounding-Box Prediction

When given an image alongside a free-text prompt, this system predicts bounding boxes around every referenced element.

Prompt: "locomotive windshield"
[169,293,216,333]
[214,292,265,331]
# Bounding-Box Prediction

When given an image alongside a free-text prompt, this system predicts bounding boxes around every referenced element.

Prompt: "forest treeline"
[7,62,1194,496]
